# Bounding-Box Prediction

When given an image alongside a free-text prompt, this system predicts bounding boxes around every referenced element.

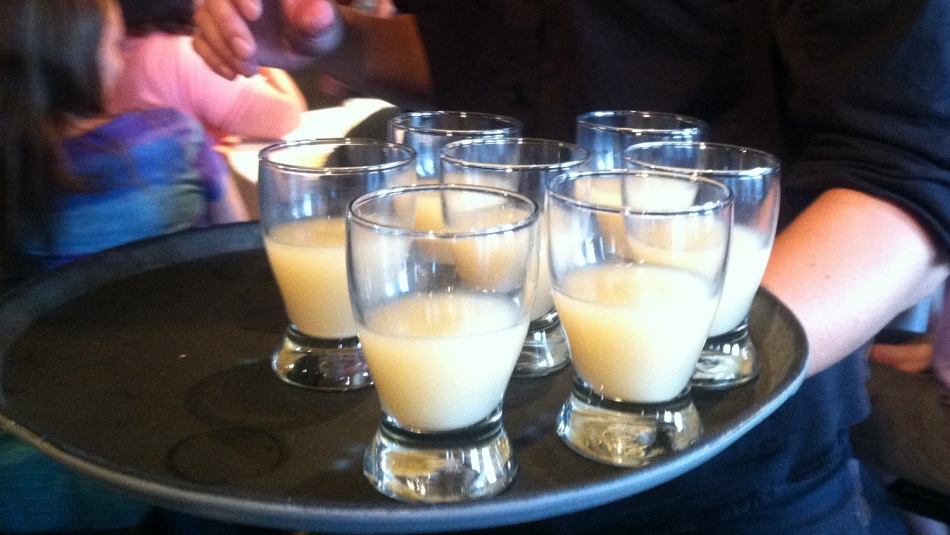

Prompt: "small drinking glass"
[575,110,708,170]
[440,137,591,377]
[624,142,780,389]
[259,139,416,390]
[349,184,540,502]
[388,111,523,181]
[548,169,733,467]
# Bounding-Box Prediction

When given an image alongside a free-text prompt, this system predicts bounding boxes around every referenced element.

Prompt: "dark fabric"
[394,0,950,249]
[391,0,950,531]
[852,360,950,498]
[447,357,897,535]
[470,351,880,534]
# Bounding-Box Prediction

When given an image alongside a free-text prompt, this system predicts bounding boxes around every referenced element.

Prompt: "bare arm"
[762,188,949,376]
[182,47,308,138]
[193,0,434,109]
[258,67,307,111]
[219,66,307,139]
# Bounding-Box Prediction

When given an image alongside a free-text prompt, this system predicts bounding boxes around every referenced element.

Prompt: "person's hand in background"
[194,0,433,108]
[194,0,342,79]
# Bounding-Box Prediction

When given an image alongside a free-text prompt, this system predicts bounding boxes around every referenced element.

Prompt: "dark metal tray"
[0,222,807,533]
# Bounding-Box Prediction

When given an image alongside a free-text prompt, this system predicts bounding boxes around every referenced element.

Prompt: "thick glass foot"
[692,321,760,390]
[363,409,517,503]
[556,376,702,467]
[272,325,373,391]
[513,310,571,378]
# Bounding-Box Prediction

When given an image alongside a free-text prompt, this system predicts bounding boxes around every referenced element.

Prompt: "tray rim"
[0,222,808,533]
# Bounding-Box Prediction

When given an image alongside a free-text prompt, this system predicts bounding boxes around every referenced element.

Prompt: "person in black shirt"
[193,2,950,532]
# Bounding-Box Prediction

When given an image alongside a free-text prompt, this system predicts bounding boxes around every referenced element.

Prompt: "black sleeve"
[774,0,950,253]
[396,0,950,253]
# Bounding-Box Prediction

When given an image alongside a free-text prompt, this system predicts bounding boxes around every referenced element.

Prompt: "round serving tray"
[0,222,807,533]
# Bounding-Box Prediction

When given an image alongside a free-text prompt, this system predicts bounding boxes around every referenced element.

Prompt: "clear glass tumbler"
[624,141,780,389]
[575,110,708,170]
[258,139,416,390]
[388,111,523,181]
[548,169,733,467]
[440,137,590,377]
[349,184,540,502]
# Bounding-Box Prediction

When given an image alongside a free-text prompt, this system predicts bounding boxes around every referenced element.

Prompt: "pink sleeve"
[176,38,303,140]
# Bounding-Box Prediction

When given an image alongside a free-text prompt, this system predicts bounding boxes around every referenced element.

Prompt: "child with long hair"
[0,0,246,529]
[0,0,248,290]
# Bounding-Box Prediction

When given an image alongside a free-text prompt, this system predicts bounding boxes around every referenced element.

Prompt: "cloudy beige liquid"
[264,218,356,338]
[554,264,719,403]
[412,191,446,232]
[358,292,528,432]
[532,219,555,319]
[709,227,772,336]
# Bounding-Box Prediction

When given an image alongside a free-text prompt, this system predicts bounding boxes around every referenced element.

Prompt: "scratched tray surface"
[0,222,807,533]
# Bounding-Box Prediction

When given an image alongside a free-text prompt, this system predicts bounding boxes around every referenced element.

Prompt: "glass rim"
[547,169,734,217]
[258,138,417,174]
[575,110,708,134]
[439,137,591,172]
[623,141,781,178]
[348,184,541,239]
[388,111,524,136]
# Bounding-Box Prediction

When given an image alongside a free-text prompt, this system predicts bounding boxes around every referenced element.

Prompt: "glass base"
[271,325,373,391]
[363,409,517,503]
[692,321,760,390]
[514,310,571,378]
[556,376,702,467]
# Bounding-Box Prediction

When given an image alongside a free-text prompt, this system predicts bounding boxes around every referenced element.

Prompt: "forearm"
[762,188,949,376]
[258,67,308,111]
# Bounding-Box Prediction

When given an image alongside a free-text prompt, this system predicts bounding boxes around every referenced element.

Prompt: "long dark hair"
[119,0,194,37]
[0,0,109,283]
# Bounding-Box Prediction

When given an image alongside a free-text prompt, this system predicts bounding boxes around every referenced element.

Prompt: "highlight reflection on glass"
[575,110,708,170]
[388,111,522,181]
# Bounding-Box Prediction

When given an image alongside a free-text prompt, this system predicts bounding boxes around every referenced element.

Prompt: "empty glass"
[575,110,708,170]
[624,142,780,389]
[440,137,591,377]
[548,169,733,467]
[388,111,523,181]
[259,139,416,390]
[350,184,540,502]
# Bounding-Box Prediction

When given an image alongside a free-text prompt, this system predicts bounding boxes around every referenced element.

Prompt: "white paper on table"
[227,98,395,183]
